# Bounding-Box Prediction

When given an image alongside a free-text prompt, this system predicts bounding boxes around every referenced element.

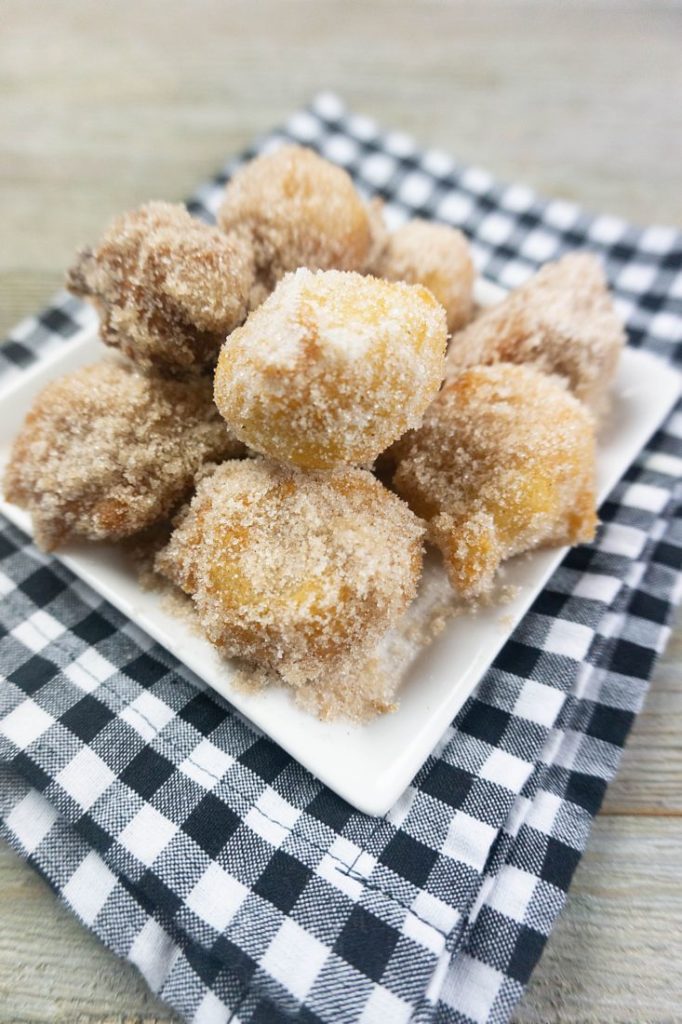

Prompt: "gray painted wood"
[1,2,680,1020]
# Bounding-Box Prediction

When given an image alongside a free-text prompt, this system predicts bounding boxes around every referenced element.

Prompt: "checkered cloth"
[1,93,681,1024]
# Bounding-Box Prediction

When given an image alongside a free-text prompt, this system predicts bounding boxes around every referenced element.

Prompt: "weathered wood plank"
[0,842,178,1023]
[514,816,682,1023]
[2,0,682,338]
[601,612,682,816]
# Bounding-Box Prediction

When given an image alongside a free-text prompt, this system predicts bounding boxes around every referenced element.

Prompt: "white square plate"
[1,280,679,815]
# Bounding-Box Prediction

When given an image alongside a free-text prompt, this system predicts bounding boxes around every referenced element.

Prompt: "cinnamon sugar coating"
[364,197,391,271]
[217,145,372,293]
[155,459,424,687]
[214,268,448,469]
[67,202,254,375]
[4,360,243,551]
[372,219,475,333]
[393,364,598,598]
[445,253,625,415]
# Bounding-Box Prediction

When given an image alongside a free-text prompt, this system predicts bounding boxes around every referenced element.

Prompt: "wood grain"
[600,618,682,818]
[0,843,176,1023]
[1,2,680,1021]
[515,610,682,1023]
[515,815,682,1024]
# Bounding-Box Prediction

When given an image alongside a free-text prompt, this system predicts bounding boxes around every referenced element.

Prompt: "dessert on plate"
[4,143,623,718]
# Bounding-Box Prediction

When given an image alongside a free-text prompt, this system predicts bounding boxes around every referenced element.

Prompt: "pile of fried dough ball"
[5,144,625,710]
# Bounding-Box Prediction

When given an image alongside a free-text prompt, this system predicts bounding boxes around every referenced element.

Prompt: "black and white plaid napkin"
[1,93,681,1024]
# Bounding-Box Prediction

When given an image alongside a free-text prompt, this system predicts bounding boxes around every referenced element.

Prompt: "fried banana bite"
[214,268,448,469]
[393,364,597,599]
[4,360,243,551]
[67,202,254,375]
[445,252,625,415]
[372,219,475,333]
[156,459,424,687]
[217,145,373,293]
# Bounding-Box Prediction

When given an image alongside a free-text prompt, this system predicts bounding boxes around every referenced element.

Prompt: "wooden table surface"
[1,2,680,1021]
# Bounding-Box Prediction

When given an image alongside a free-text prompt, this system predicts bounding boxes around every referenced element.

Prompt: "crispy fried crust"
[214,268,448,468]
[67,201,254,375]
[4,360,244,550]
[371,219,475,333]
[393,363,598,597]
[217,145,373,292]
[445,253,625,416]
[156,459,424,687]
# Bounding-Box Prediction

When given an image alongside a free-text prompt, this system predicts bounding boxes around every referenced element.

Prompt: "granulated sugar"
[371,218,475,333]
[67,201,254,375]
[217,145,373,290]
[394,363,598,598]
[231,549,464,722]
[213,268,447,469]
[4,359,244,550]
[445,252,625,416]
[155,458,425,696]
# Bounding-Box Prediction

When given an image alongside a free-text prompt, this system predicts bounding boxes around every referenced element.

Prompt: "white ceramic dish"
[1,280,679,815]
